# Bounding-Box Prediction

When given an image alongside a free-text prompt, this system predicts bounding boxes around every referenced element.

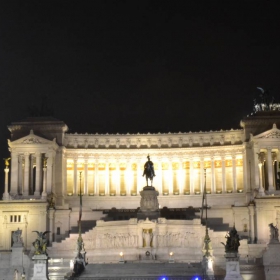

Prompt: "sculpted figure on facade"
[12,228,23,246]
[269,223,279,243]
[221,226,240,253]
[32,231,50,255]
[143,229,153,247]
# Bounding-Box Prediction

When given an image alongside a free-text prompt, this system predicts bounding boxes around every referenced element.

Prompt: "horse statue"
[143,155,156,186]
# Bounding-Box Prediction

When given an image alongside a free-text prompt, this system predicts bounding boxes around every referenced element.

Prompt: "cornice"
[64,130,244,149]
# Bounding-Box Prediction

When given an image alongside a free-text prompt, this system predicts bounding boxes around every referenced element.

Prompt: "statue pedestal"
[31,254,49,280]
[11,245,24,267]
[202,255,215,279]
[137,186,160,220]
[224,253,242,280]
[263,243,280,280]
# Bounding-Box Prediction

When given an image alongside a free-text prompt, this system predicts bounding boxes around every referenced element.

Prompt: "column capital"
[35,151,41,157]
[24,152,29,157]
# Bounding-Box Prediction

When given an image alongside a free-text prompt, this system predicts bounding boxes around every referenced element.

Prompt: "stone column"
[248,205,255,243]
[168,159,173,195]
[267,148,274,191]
[232,155,237,193]
[190,158,194,194]
[211,157,215,193]
[242,153,247,193]
[30,155,34,194]
[84,159,88,195]
[10,151,19,195]
[221,156,226,193]
[258,162,265,196]
[126,160,131,195]
[63,157,67,197]
[116,161,121,195]
[46,153,53,194]
[18,156,23,194]
[254,147,260,190]
[137,159,142,192]
[179,159,184,194]
[48,209,55,244]
[34,152,42,196]
[3,167,10,200]
[41,167,47,199]
[73,158,77,195]
[200,158,204,193]
[158,160,163,195]
[272,153,277,187]
[94,160,98,195]
[105,161,109,195]
[23,152,30,196]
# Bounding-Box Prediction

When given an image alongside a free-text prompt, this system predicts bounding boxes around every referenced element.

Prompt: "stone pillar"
[18,155,23,194]
[73,158,78,195]
[34,152,42,196]
[3,167,10,200]
[263,243,280,280]
[46,154,53,194]
[116,161,121,195]
[254,147,260,189]
[158,160,163,195]
[10,151,19,195]
[224,253,242,280]
[200,158,204,193]
[267,148,274,191]
[41,167,47,199]
[84,159,88,195]
[137,159,142,192]
[30,155,34,194]
[23,152,30,196]
[48,209,55,244]
[272,152,277,188]
[179,159,184,194]
[248,205,255,243]
[232,155,237,193]
[94,160,98,195]
[221,156,226,193]
[190,158,194,194]
[168,159,173,195]
[105,161,109,195]
[31,255,49,280]
[211,157,215,193]
[258,162,265,196]
[126,160,131,195]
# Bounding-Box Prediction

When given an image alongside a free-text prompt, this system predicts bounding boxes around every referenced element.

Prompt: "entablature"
[64,145,245,161]
[64,129,244,149]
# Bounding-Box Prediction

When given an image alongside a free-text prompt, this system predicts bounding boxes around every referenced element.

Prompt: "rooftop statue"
[32,231,50,255]
[3,157,10,168]
[221,226,240,253]
[143,155,156,187]
[254,87,280,112]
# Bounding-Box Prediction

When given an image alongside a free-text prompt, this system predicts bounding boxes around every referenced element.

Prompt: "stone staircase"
[70,220,97,234]
[201,217,230,232]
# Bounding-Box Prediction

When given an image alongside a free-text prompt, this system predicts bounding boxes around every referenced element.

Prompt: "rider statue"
[143,155,156,187]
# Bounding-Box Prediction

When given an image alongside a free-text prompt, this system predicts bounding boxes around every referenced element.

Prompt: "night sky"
[1,1,280,192]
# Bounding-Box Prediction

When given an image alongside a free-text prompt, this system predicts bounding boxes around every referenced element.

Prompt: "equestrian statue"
[143,155,156,187]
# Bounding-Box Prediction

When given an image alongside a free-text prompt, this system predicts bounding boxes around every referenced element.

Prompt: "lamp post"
[201,168,215,279]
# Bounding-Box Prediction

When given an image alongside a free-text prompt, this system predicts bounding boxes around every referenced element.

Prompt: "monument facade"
[0,94,280,278]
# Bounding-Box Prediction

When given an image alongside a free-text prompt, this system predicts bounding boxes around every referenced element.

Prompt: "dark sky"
[0,1,280,190]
